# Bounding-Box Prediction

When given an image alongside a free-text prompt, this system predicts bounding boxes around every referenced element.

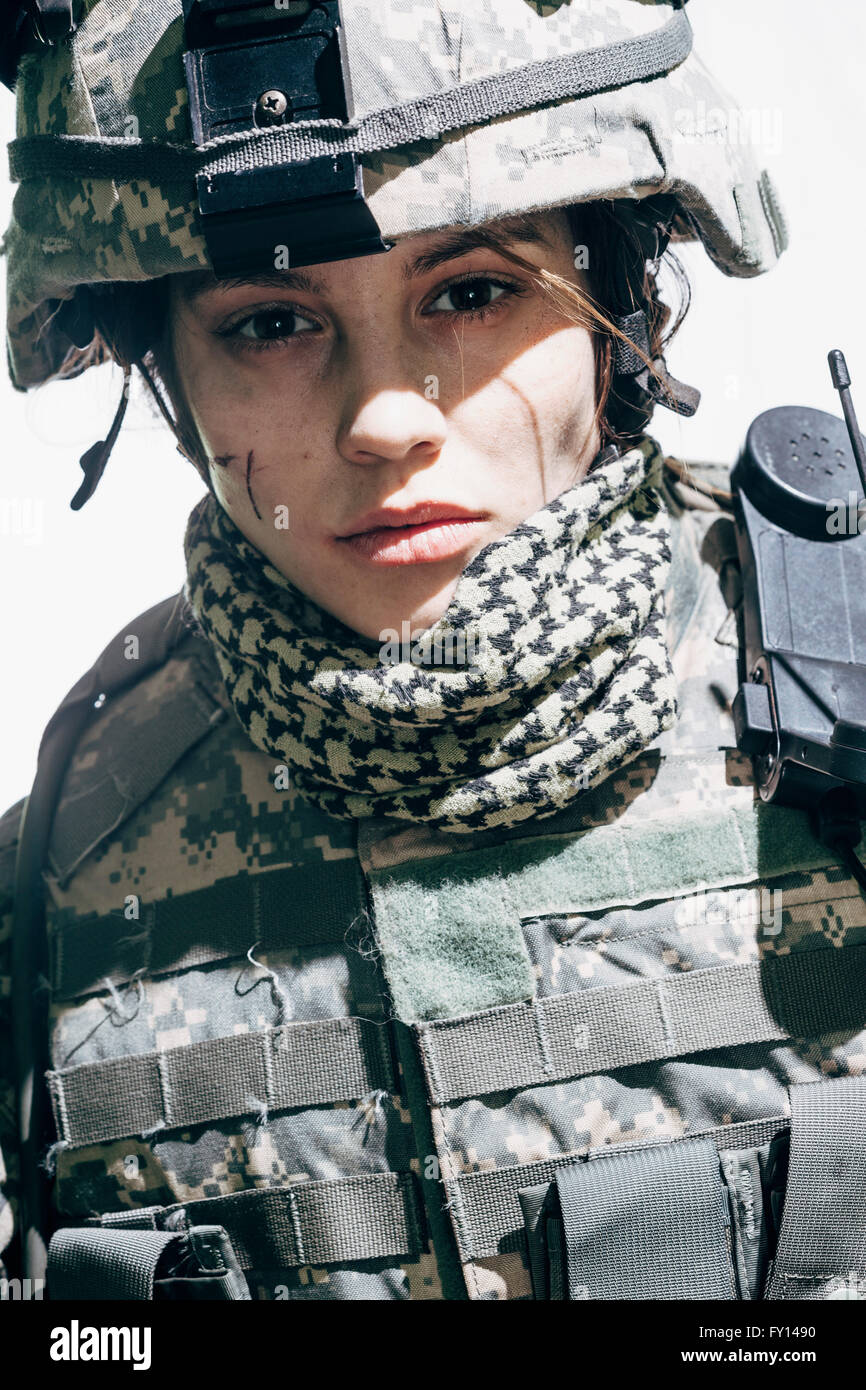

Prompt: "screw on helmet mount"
[181,0,393,275]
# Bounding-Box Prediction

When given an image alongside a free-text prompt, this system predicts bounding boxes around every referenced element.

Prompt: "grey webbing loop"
[48,1226,179,1300]
[765,1076,866,1300]
[554,1137,736,1300]
[47,1015,395,1148]
[94,1171,424,1270]
[48,1223,253,1299]
[7,10,693,185]
[416,943,866,1105]
[447,1113,790,1263]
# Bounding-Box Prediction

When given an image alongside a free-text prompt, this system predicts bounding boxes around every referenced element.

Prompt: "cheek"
[463,325,596,443]
[172,317,277,447]
[526,323,595,400]
[175,338,317,484]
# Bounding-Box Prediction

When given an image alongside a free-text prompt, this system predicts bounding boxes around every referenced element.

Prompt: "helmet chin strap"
[611,306,701,417]
[604,195,701,420]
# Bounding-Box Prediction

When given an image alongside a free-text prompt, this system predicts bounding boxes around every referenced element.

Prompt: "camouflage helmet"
[2,0,787,396]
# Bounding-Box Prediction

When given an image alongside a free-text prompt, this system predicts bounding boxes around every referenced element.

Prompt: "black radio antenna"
[828,349,866,497]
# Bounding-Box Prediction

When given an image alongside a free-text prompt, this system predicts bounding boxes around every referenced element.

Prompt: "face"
[168,209,600,641]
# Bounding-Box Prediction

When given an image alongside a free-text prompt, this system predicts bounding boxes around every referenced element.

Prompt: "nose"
[337,374,447,468]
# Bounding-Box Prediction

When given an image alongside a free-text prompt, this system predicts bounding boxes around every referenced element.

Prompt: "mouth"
[335,503,490,566]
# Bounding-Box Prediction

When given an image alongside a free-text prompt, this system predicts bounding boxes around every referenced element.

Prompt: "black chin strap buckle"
[612,308,701,418]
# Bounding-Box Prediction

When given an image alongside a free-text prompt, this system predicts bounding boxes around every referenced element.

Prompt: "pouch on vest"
[519,1136,740,1300]
[519,1076,866,1301]
[47,1223,251,1300]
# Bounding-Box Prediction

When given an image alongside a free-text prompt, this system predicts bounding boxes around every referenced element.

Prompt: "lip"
[337,501,487,538]
[335,501,490,566]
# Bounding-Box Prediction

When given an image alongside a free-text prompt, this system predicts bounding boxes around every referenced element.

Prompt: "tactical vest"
[8,463,866,1301]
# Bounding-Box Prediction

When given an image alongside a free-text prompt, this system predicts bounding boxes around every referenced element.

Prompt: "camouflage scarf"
[182,437,677,834]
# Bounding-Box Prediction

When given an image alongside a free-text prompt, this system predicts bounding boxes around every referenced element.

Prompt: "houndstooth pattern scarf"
[183,436,677,834]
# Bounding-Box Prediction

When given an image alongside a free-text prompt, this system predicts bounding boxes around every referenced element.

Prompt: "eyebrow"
[402,213,555,278]
[178,267,329,303]
[178,213,555,305]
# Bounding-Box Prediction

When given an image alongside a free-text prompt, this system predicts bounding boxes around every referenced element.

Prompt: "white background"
[2,0,865,810]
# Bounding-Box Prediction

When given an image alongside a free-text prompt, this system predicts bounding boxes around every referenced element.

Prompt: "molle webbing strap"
[93,1171,424,1269]
[416,943,866,1104]
[51,858,368,1000]
[7,9,693,185]
[445,1114,790,1263]
[555,1137,735,1299]
[765,1076,866,1300]
[47,1016,394,1148]
[48,1226,180,1300]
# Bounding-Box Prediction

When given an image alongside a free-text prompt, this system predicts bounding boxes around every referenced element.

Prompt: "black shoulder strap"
[11,588,191,1282]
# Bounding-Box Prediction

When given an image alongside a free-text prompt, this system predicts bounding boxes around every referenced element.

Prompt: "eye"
[233,307,318,341]
[221,305,319,350]
[425,276,515,317]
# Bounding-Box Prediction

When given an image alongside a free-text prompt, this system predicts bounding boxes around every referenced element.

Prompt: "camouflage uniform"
[2,462,864,1299]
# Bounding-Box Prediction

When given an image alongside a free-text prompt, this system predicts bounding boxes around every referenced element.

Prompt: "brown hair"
[51,198,691,482]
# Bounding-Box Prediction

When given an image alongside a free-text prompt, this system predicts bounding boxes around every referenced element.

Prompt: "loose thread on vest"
[237,941,291,1026]
[59,973,144,1067]
[243,1095,270,1148]
[140,1120,167,1142]
[354,1088,389,1140]
[41,1139,70,1176]
[102,969,145,1026]
[244,1095,270,1129]
[346,908,381,962]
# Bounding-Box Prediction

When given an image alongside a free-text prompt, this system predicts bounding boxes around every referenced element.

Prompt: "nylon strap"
[416,944,866,1104]
[48,1226,179,1300]
[7,10,692,184]
[555,1136,735,1299]
[51,857,368,1000]
[48,1016,393,1148]
[93,1171,423,1269]
[447,1114,790,1262]
[765,1076,866,1300]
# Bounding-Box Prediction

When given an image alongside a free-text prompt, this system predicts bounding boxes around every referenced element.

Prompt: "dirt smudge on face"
[245,449,263,520]
[209,450,263,520]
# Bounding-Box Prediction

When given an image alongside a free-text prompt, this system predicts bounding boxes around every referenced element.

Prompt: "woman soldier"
[1,0,865,1302]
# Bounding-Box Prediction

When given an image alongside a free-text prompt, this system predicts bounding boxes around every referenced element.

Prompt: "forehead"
[173,210,565,303]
